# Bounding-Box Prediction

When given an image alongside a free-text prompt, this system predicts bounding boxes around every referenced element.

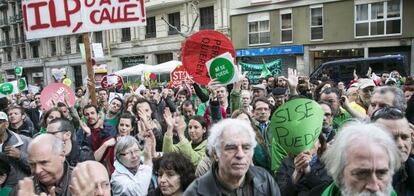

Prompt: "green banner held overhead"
[268,98,324,156]
[239,59,282,83]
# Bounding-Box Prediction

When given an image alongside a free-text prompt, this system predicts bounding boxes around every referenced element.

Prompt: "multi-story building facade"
[0,0,230,88]
[230,0,414,77]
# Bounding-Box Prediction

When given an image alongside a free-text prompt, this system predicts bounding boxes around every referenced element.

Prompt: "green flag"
[260,63,271,78]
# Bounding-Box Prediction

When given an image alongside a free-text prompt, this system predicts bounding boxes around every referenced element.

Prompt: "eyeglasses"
[119,149,140,157]
[47,130,66,135]
[362,87,374,93]
[371,107,403,121]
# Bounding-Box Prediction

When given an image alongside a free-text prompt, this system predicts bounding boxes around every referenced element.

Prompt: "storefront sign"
[236,45,304,57]
[22,0,146,39]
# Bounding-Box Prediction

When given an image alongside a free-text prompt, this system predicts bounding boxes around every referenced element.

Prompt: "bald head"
[28,134,65,186]
[28,134,64,156]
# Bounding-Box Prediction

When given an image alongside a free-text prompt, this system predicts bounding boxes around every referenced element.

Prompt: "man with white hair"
[184,119,281,195]
[317,122,401,195]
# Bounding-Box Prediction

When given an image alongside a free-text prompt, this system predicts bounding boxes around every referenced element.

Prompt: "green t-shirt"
[333,108,352,129]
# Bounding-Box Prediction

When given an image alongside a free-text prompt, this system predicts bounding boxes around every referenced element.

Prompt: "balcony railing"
[200,24,214,30]
[145,32,156,39]
[0,40,11,48]
[0,0,7,8]
[0,18,8,27]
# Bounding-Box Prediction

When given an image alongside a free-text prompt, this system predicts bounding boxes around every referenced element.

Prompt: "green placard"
[15,66,23,76]
[18,78,26,91]
[208,57,235,84]
[0,83,14,95]
[268,98,324,155]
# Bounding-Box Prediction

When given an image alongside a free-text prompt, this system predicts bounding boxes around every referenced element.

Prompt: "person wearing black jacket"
[46,118,94,167]
[372,107,414,195]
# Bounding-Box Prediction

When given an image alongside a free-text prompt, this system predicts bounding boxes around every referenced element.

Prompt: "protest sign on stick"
[182,30,236,85]
[40,83,76,111]
[268,98,324,155]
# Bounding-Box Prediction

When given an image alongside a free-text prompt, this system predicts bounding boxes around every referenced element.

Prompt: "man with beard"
[184,119,281,195]
[350,79,376,115]
[316,122,400,196]
[372,107,414,195]
[319,101,336,143]
[104,97,123,127]
[77,105,116,173]
[7,106,34,138]
[272,87,288,109]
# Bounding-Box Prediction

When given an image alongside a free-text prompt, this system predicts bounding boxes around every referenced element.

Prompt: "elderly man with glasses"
[371,107,414,195]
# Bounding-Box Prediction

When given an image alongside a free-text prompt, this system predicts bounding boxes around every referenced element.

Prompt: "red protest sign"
[40,83,76,111]
[101,74,124,90]
[169,65,193,88]
[182,30,236,85]
[22,0,146,39]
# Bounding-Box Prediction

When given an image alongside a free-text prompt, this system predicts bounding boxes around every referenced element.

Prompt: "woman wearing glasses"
[111,134,156,196]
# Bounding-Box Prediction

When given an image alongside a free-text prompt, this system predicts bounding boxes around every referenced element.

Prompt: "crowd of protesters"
[0,67,413,196]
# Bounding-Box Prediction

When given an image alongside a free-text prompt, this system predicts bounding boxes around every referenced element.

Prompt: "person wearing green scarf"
[315,122,401,196]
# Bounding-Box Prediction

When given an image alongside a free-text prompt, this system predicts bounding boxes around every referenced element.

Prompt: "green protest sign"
[15,66,23,77]
[18,78,27,91]
[0,78,28,97]
[206,52,239,85]
[268,98,324,155]
[0,83,14,95]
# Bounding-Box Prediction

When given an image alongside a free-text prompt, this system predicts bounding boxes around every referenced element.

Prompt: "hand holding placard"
[268,98,324,155]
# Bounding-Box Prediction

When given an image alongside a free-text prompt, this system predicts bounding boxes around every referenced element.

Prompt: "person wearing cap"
[252,84,267,99]
[350,78,376,115]
[0,111,31,189]
[272,87,288,109]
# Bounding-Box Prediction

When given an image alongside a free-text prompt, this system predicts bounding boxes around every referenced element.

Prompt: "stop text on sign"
[22,0,146,39]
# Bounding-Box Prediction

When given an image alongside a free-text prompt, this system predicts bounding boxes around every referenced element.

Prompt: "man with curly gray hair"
[318,122,401,196]
[367,86,406,117]
[184,119,281,195]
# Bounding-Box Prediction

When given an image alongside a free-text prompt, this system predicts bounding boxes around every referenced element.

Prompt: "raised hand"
[163,108,174,134]
[69,163,96,196]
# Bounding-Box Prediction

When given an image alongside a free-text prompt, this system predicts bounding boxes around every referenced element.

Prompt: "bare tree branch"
[161,0,199,38]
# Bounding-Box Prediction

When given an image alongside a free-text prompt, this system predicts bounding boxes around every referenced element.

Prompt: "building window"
[280,9,292,43]
[76,35,83,52]
[121,28,131,42]
[16,47,20,59]
[21,46,26,59]
[94,31,103,43]
[6,50,11,62]
[50,39,56,56]
[64,36,71,54]
[310,5,323,40]
[146,17,156,38]
[156,53,173,64]
[355,0,401,37]
[200,6,214,30]
[168,12,180,35]
[248,12,270,45]
[31,42,39,58]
